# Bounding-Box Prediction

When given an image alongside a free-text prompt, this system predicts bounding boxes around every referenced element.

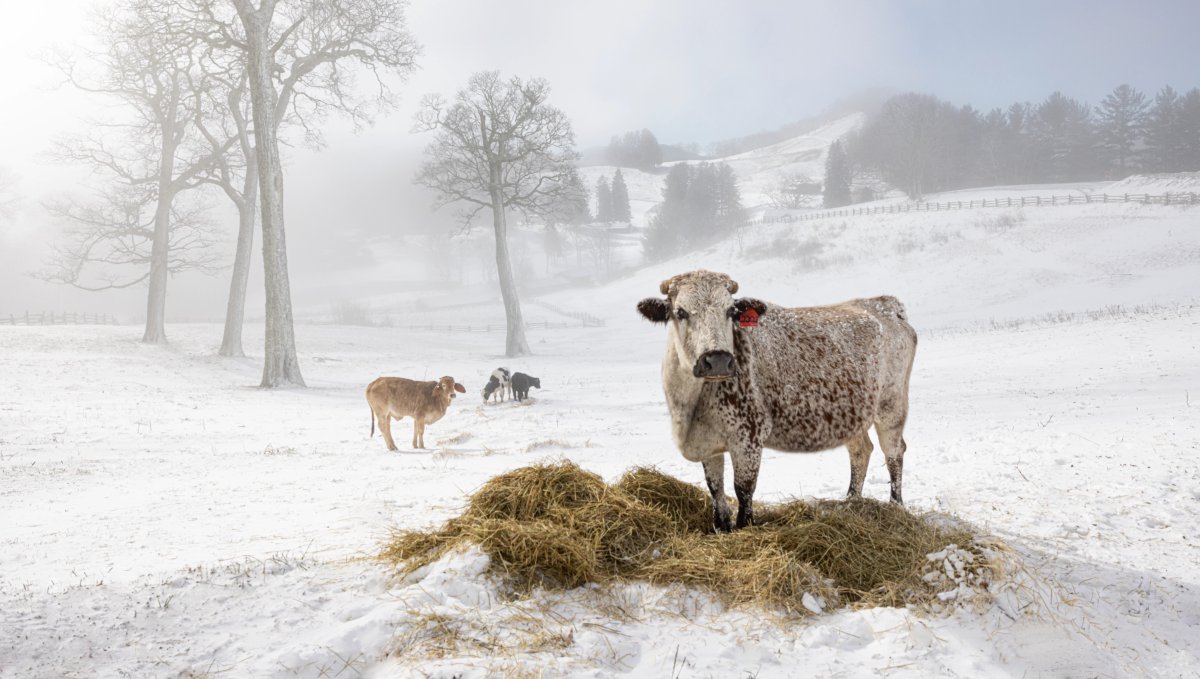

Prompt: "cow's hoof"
[712,513,734,534]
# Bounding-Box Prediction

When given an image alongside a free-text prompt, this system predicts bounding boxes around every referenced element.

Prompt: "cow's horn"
[727,279,738,294]
[659,278,673,295]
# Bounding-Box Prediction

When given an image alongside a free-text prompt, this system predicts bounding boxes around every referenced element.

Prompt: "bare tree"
[414,71,578,357]
[193,72,259,357]
[42,0,229,343]
[765,172,821,209]
[40,186,221,291]
[190,0,418,385]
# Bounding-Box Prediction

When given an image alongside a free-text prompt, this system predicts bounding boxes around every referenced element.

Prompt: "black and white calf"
[481,367,511,403]
[510,372,541,401]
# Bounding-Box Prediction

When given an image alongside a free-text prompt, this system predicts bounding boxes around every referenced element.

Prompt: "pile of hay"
[382,461,998,613]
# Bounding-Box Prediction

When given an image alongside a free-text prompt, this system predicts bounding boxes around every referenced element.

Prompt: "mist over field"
[1,1,1198,677]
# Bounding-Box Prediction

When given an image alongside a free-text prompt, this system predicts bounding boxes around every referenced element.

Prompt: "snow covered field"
[2,193,1199,677]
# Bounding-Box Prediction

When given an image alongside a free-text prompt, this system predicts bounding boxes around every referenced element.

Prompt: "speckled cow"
[637,270,917,533]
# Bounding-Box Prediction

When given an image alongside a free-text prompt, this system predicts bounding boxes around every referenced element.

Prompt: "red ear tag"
[739,308,759,327]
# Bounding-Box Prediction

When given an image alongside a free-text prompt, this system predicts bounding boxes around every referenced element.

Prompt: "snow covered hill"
[544,185,1200,332]
[717,112,865,208]
[576,113,866,228]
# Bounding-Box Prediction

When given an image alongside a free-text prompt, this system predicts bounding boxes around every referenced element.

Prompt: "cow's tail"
[370,407,375,437]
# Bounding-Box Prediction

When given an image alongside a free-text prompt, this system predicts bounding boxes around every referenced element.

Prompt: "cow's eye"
[675,308,689,320]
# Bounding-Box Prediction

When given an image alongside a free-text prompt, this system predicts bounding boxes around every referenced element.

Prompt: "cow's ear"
[637,297,670,324]
[733,298,768,317]
[454,383,466,394]
[431,384,441,396]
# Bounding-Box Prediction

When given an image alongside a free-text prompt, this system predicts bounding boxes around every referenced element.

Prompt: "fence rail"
[0,311,121,326]
[748,191,1200,226]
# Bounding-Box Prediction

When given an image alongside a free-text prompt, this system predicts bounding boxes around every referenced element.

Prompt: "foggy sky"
[1,0,1197,322]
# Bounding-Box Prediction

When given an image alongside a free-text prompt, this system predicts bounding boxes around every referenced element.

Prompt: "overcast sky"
[1,0,1197,320]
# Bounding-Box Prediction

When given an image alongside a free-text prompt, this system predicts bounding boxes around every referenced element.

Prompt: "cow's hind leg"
[702,456,733,533]
[730,445,762,529]
[846,431,874,499]
[379,414,398,452]
[875,418,907,505]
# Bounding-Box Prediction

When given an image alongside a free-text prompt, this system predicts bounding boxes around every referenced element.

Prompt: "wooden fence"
[394,320,598,333]
[748,191,1200,226]
[0,311,121,326]
[528,300,606,327]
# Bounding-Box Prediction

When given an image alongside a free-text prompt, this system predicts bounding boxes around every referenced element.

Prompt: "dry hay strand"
[467,519,599,590]
[383,462,999,614]
[756,498,984,607]
[641,534,833,613]
[464,461,607,522]
[565,492,676,574]
[614,466,712,534]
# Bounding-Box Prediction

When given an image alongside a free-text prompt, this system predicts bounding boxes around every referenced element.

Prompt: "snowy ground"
[2,194,1199,677]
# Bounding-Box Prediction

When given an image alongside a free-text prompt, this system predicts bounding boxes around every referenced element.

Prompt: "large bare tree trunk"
[218,156,258,357]
[489,181,529,357]
[142,195,171,344]
[143,112,180,345]
[239,3,305,387]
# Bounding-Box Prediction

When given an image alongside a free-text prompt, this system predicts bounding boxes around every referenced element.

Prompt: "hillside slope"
[543,192,1200,330]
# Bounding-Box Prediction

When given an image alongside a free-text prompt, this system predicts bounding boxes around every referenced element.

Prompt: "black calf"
[510,372,541,401]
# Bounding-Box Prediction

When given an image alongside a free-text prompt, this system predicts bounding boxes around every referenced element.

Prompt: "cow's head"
[434,376,467,401]
[481,376,500,402]
[637,270,767,381]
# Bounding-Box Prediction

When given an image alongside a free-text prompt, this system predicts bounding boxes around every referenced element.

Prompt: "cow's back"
[742,299,899,452]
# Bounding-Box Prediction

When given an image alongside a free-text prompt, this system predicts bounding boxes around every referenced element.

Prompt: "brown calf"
[366,375,466,450]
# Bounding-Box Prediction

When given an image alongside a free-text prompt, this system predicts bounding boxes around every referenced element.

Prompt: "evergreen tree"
[1096,84,1149,177]
[1180,88,1200,171]
[595,175,613,222]
[545,170,591,226]
[823,139,852,207]
[610,168,632,222]
[714,163,744,230]
[686,162,719,242]
[1144,86,1182,172]
[1004,102,1037,183]
[642,161,741,261]
[1031,92,1099,182]
[644,163,691,260]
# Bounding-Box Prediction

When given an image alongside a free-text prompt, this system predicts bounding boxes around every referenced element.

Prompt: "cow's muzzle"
[694,350,735,380]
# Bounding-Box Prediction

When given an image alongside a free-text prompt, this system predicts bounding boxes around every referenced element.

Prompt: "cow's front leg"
[412,419,424,449]
[702,455,733,533]
[730,444,761,529]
